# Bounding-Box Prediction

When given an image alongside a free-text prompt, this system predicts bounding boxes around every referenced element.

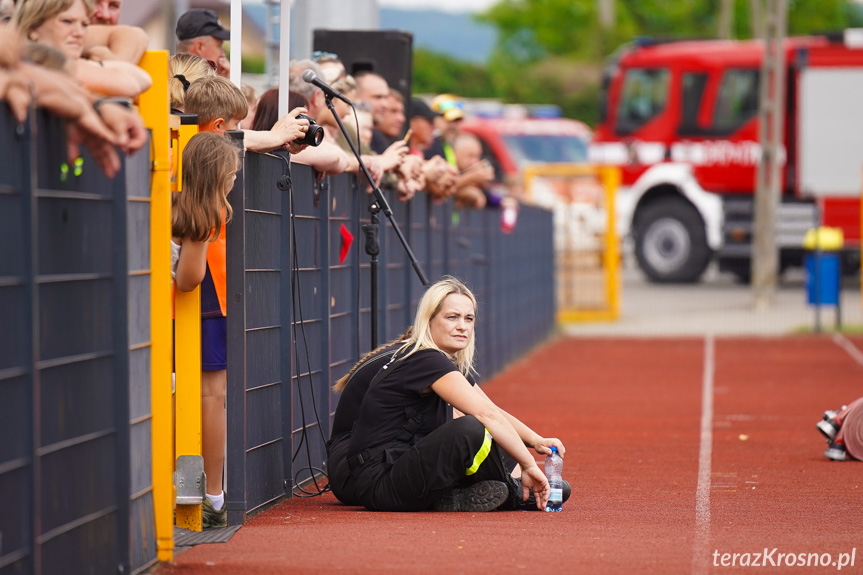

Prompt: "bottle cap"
[550,446,558,454]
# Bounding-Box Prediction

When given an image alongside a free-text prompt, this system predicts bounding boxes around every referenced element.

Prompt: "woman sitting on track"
[329,276,569,512]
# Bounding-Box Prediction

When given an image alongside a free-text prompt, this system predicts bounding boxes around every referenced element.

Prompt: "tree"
[412,49,495,98]
[410,0,863,126]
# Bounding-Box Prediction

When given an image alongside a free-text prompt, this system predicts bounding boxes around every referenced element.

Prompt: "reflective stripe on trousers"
[465,428,492,475]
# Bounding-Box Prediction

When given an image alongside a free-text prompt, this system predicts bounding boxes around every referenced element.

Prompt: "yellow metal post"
[173,285,203,530]
[523,164,621,323]
[137,50,174,563]
[171,117,203,531]
[600,166,621,320]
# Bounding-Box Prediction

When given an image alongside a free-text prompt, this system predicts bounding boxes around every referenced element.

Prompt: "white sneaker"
[824,442,847,461]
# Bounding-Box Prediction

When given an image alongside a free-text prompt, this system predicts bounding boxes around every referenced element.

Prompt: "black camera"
[296,113,324,147]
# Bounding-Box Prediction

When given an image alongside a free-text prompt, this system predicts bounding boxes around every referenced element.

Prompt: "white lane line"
[692,334,715,575]
[832,333,863,368]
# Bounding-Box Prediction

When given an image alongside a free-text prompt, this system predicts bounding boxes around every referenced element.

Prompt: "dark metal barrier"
[0,107,156,574]
[226,151,556,522]
[1,101,553,573]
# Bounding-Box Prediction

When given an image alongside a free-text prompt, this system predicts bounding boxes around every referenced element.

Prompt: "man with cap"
[409,98,457,201]
[176,9,231,78]
[425,94,464,166]
[408,98,440,155]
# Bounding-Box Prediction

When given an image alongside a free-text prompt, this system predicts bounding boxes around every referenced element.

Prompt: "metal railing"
[0,52,556,572]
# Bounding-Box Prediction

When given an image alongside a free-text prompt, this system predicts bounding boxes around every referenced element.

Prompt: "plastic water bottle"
[544,446,564,512]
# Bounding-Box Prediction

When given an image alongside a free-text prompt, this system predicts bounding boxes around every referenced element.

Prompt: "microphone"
[302,69,353,105]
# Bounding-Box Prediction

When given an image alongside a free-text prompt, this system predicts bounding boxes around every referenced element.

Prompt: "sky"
[377,0,498,13]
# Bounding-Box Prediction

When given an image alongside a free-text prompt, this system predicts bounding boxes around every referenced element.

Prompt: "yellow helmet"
[431,94,464,121]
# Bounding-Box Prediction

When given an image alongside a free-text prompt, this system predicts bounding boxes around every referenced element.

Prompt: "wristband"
[94,97,134,112]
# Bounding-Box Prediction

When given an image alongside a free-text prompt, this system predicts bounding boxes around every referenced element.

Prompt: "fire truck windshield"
[615,68,669,135]
[501,134,589,166]
[713,69,760,133]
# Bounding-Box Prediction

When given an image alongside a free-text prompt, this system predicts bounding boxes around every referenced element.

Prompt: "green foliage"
[414,0,863,127]
[224,48,266,75]
[242,55,266,75]
[477,0,598,60]
[412,49,497,98]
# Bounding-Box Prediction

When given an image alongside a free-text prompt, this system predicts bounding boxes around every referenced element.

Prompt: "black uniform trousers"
[347,415,517,511]
[326,432,359,506]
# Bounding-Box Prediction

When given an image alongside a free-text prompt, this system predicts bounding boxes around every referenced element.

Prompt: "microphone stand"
[324,95,429,348]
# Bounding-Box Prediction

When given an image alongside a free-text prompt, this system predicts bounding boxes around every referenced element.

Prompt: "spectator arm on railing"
[291,140,350,175]
[84,24,150,64]
[74,58,152,99]
[241,107,308,153]
[94,99,148,154]
[0,67,32,123]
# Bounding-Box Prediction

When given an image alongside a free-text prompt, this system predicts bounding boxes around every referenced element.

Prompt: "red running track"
[154,335,863,574]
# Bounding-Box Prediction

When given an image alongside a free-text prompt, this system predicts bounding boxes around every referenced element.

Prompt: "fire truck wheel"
[634,198,710,283]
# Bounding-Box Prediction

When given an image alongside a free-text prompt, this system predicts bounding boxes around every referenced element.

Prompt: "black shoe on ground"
[202,495,227,529]
[509,478,571,511]
[824,441,847,461]
[434,480,509,512]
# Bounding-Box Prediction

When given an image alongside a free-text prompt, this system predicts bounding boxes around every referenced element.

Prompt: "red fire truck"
[590,33,863,282]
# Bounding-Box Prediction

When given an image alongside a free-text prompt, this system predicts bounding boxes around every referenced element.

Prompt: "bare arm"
[84,25,149,64]
[375,139,409,172]
[472,384,565,457]
[291,140,350,175]
[242,108,309,153]
[431,371,550,508]
[74,58,152,98]
[174,238,209,292]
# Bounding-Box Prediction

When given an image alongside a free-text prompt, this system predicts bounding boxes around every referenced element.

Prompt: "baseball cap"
[431,94,464,122]
[176,9,231,42]
[410,98,440,122]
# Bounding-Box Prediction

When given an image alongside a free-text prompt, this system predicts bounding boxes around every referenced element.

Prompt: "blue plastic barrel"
[804,252,840,306]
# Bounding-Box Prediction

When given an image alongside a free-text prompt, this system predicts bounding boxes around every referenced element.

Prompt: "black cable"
[265,152,331,497]
[350,104,363,362]
[287,162,329,496]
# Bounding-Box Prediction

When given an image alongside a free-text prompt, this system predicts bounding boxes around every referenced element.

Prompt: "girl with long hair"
[171,131,239,529]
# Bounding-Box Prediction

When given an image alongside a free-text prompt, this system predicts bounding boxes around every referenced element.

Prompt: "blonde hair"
[331,74,356,96]
[15,0,95,40]
[184,75,248,127]
[398,276,477,376]
[241,83,257,105]
[169,53,215,112]
[172,132,238,242]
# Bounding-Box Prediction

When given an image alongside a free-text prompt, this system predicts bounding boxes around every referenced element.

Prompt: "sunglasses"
[437,99,463,112]
[312,50,338,62]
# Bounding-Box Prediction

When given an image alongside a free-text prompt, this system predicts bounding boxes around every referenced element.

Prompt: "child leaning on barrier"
[171,131,239,529]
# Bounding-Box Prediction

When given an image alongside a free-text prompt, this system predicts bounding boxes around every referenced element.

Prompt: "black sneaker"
[433,480,509,512]
[509,478,572,511]
[202,495,227,529]
[824,442,847,462]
